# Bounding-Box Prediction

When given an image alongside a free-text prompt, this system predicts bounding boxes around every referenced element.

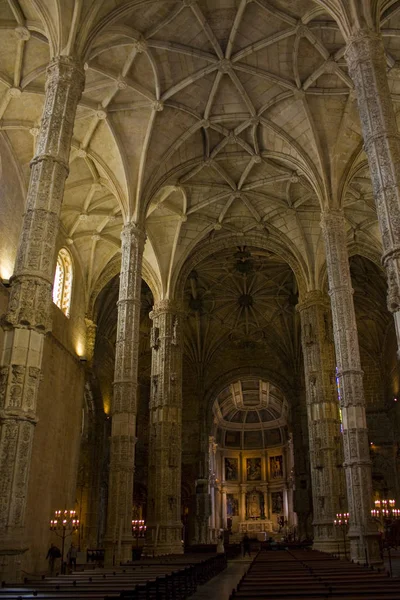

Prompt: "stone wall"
[24,332,85,573]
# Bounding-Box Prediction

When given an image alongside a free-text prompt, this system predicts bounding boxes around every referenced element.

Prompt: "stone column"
[345,31,400,355]
[215,485,222,531]
[209,483,216,531]
[321,210,380,564]
[221,486,227,529]
[261,484,269,521]
[240,484,246,522]
[104,222,145,564]
[0,56,84,582]
[143,300,184,555]
[84,318,97,365]
[297,291,344,553]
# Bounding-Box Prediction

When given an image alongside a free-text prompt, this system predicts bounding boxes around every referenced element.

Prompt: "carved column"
[221,486,227,528]
[143,300,184,555]
[104,222,145,564]
[297,291,344,553]
[321,211,380,564]
[215,485,222,531]
[240,485,246,522]
[346,31,400,355]
[84,318,97,365]
[0,56,84,582]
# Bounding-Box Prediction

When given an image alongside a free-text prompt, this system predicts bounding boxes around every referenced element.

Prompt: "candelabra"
[132,519,146,549]
[333,512,349,559]
[371,498,400,576]
[50,509,80,573]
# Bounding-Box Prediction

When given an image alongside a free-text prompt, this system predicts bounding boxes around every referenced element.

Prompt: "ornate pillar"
[221,486,227,529]
[215,485,222,531]
[297,291,344,553]
[346,31,400,355]
[84,318,97,365]
[283,487,289,521]
[143,300,184,555]
[240,484,246,522]
[321,211,380,564]
[0,56,84,582]
[104,222,145,564]
[208,437,217,535]
[261,484,269,521]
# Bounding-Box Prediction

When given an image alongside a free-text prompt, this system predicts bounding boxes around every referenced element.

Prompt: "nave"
[2,549,400,600]
[3,0,400,586]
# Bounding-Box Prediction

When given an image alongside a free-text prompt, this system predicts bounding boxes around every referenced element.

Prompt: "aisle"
[190,557,254,600]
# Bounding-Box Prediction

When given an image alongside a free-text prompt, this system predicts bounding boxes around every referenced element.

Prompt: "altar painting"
[225,457,238,481]
[270,455,283,478]
[227,493,239,517]
[246,457,261,481]
[271,491,283,513]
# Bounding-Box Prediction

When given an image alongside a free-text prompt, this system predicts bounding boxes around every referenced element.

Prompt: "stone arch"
[317,242,384,292]
[87,254,161,320]
[173,231,309,302]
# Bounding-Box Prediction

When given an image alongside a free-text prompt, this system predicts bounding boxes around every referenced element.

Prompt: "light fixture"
[49,509,80,573]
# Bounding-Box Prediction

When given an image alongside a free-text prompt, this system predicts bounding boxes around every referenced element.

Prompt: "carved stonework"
[346,31,400,354]
[104,222,145,564]
[297,292,344,552]
[84,318,97,364]
[321,211,380,564]
[0,56,85,583]
[143,300,185,556]
[6,56,85,333]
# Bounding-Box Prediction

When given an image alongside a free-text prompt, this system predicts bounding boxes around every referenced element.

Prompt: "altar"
[239,520,273,534]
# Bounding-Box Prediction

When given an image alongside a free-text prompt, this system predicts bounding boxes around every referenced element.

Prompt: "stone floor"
[190,557,254,600]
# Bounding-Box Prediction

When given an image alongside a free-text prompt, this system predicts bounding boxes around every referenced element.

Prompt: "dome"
[213,378,288,449]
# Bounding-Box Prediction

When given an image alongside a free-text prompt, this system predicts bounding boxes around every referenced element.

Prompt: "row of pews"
[0,553,226,600]
[229,549,400,599]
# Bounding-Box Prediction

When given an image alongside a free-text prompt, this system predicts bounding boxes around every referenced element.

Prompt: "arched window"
[53,248,73,317]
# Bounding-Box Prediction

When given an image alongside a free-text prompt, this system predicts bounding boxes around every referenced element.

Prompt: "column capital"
[121,221,146,246]
[345,30,383,66]
[320,209,345,231]
[296,290,329,312]
[46,54,85,87]
[150,298,184,318]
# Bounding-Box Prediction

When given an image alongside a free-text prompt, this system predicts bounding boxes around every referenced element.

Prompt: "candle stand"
[50,510,80,574]
[132,519,146,559]
[333,512,349,560]
[371,499,400,577]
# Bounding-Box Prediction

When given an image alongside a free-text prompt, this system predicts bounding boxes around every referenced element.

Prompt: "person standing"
[242,533,251,557]
[67,543,78,570]
[46,543,61,574]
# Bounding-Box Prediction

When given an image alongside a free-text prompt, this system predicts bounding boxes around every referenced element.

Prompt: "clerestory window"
[53,248,73,317]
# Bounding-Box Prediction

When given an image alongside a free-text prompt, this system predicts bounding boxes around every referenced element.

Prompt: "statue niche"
[246,490,264,520]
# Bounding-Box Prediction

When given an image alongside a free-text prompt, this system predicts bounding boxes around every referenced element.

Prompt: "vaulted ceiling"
[0,0,399,309]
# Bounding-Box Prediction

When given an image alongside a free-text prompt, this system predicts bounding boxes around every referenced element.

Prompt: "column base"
[103,535,133,566]
[142,524,184,557]
[348,527,382,566]
[313,522,346,556]
[0,535,28,584]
